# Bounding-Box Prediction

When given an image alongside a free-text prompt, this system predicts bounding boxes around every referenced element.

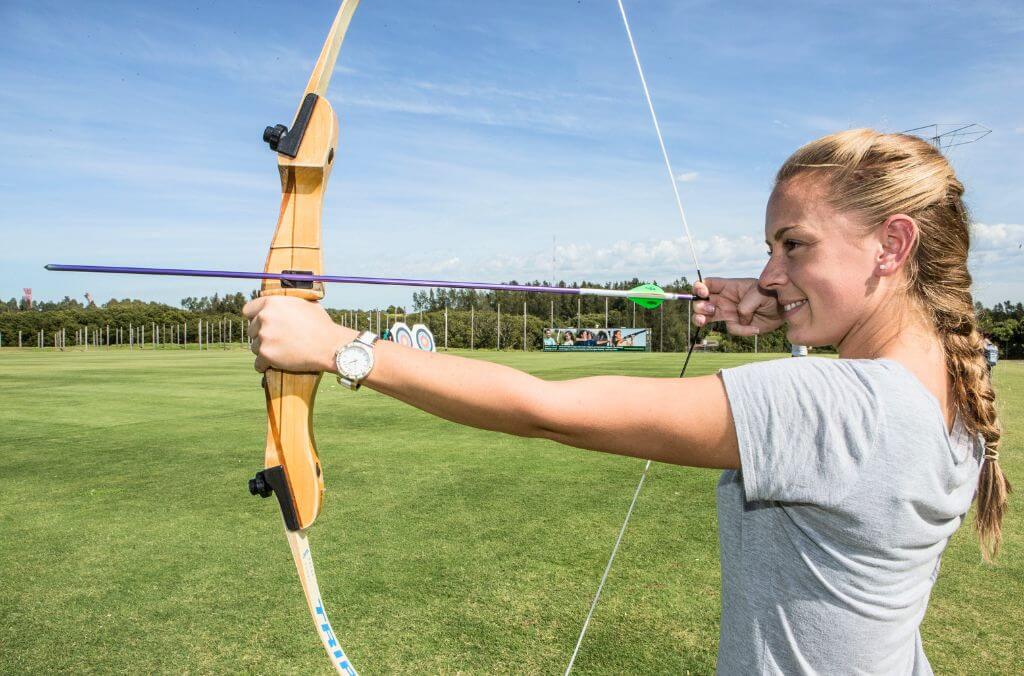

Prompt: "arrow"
[45,264,696,308]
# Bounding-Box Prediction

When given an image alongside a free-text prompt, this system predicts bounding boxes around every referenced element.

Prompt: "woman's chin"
[786,325,835,349]
[786,325,818,347]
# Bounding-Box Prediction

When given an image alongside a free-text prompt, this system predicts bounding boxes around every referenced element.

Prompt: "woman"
[244,129,1009,673]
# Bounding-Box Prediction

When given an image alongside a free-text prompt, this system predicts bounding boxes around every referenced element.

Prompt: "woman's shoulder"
[722,355,901,382]
[725,355,922,385]
[721,356,939,419]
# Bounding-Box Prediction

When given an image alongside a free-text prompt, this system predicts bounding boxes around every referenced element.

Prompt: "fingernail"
[706,303,715,312]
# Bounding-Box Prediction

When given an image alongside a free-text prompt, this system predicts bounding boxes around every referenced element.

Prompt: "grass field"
[1,348,1021,674]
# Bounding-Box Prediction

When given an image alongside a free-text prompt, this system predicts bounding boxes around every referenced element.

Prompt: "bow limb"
[248,2,361,674]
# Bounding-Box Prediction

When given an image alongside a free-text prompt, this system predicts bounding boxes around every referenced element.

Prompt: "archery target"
[412,324,436,352]
[391,322,414,347]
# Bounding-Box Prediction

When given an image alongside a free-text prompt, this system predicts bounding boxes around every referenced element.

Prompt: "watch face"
[340,346,372,378]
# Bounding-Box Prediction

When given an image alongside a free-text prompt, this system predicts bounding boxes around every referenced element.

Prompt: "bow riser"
[258,95,338,532]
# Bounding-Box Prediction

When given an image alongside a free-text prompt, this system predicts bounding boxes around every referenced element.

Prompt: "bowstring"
[564,2,704,672]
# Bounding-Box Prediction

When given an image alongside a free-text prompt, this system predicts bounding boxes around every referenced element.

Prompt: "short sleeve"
[720,357,883,506]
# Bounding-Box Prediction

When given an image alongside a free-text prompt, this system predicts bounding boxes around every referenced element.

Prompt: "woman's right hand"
[692,278,782,337]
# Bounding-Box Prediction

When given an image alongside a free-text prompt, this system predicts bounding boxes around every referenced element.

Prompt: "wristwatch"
[335,331,378,390]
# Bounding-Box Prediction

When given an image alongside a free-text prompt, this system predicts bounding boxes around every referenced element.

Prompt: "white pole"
[444,305,448,350]
[523,301,527,351]
[497,304,501,350]
[550,300,554,330]
[577,298,581,329]
[687,300,691,347]
[659,304,664,353]
[471,307,475,350]
[605,297,609,329]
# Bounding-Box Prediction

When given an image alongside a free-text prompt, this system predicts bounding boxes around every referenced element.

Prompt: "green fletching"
[628,283,665,309]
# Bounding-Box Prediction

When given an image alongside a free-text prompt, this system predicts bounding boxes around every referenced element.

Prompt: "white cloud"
[386,233,768,285]
[970,222,1024,265]
[675,171,699,183]
[972,221,1024,247]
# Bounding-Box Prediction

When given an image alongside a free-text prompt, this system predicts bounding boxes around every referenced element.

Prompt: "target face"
[391,322,414,347]
[412,324,436,352]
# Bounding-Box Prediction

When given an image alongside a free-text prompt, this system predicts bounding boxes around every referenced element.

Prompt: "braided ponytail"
[776,129,1010,560]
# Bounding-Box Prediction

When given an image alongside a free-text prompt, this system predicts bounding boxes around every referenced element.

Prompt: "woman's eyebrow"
[766,225,800,245]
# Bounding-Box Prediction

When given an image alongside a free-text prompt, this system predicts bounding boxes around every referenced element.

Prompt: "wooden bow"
[245,2,361,673]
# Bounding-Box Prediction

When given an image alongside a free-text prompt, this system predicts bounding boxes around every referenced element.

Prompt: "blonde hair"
[776,129,1010,561]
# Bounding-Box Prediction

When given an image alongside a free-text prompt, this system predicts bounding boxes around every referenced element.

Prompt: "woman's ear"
[876,214,917,275]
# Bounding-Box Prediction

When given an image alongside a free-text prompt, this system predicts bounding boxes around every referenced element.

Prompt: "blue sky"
[2,0,1021,309]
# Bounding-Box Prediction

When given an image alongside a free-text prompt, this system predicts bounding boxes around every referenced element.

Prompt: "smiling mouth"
[782,299,807,314]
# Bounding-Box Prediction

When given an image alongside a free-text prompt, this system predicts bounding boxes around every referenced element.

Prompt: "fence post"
[659,304,664,352]
[523,302,527,351]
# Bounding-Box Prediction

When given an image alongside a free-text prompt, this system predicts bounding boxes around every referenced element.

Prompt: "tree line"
[977,301,1024,358]
[13,283,1021,357]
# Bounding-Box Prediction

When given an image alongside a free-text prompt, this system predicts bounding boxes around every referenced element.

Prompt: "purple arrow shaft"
[45,264,695,300]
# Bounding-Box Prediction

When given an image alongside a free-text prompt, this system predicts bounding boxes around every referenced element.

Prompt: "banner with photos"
[543,327,648,352]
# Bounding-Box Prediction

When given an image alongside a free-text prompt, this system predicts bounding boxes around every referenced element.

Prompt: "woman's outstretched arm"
[244,296,739,470]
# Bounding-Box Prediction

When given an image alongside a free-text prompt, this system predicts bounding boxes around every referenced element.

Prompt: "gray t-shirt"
[717,357,982,675]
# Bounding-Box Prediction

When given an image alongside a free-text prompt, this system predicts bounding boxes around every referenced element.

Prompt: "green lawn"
[0,348,1020,674]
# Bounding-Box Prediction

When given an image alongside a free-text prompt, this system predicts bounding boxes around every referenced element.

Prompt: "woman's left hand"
[242,296,349,373]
